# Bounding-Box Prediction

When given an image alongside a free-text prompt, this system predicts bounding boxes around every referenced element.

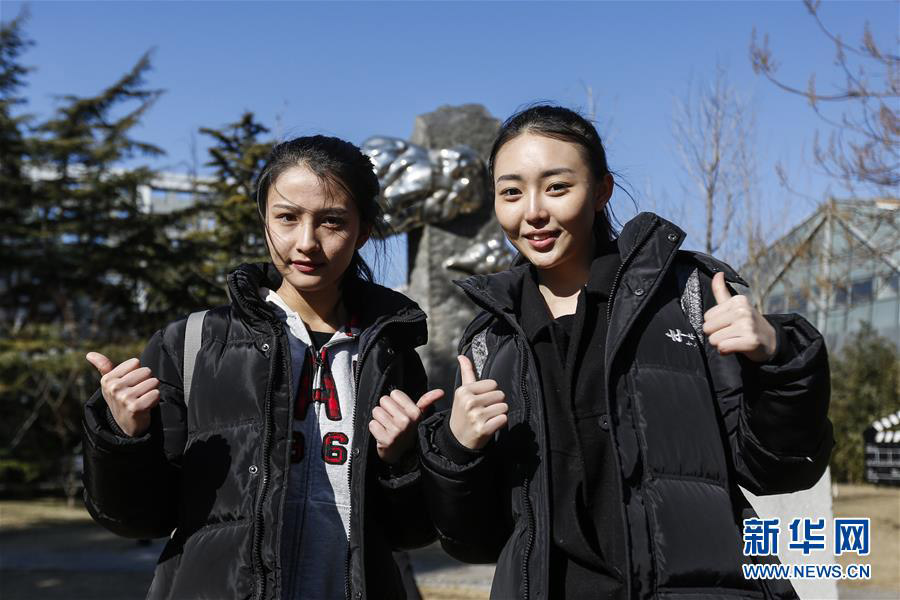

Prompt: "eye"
[547,182,571,194]
[321,216,346,228]
[498,187,522,199]
[276,213,296,223]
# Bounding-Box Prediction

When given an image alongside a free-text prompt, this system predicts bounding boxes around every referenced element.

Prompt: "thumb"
[458,355,477,385]
[416,389,445,411]
[86,352,114,377]
[711,272,732,305]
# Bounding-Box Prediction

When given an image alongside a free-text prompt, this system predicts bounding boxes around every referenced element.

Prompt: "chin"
[283,271,338,293]
[532,258,564,272]
[520,249,561,270]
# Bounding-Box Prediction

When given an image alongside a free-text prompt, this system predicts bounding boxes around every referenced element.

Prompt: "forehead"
[267,164,352,210]
[494,133,588,177]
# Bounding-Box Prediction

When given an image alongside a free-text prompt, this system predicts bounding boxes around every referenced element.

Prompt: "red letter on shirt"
[322,432,349,465]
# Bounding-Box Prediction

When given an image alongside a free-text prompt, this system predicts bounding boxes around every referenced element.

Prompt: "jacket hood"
[227,262,426,340]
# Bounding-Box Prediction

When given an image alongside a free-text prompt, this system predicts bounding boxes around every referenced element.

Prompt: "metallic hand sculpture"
[361,136,487,233]
[442,238,516,275]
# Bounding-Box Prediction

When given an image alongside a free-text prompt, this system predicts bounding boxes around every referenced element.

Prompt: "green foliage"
[0,8,34,308]
[24,51,174,334]
[0,16,197,491]
[0,321,146,487]
[829,322,900,482]
[0,458,42,485]
[0,17,277,494]
[187,113,273,307]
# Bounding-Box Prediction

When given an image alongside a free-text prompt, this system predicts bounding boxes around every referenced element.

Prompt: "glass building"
[742,198,899,352]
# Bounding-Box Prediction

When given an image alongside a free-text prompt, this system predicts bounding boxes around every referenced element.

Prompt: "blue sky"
[5,0,896,286]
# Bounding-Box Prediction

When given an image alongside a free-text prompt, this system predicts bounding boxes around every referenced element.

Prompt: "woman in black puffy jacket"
[418,105,832,600]
[82,136,439,599]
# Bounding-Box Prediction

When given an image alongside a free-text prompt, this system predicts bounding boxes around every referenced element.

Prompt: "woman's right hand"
[86,353,160,437]
[448,355,509,450]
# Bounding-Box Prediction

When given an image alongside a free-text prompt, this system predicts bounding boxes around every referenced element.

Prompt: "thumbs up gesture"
[370,388,444,464]
[448,355,509,450]
[85,353,160,437]
[702,272,777,363]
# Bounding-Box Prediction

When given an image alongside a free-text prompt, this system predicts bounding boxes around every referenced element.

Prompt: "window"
[872,299,899,330]
[834,285,849,307]
[885,273,899,297]
[852,279,874,304]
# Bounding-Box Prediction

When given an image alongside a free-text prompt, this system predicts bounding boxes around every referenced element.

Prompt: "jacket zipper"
[602,220,663,600]
[232,276,426,599]
[518,336,536,600]
[226,282,282,600]
[606,219,658,327]
[344,312,425,600]
[456,281,540,600]
[459,223,659,600]
[253,328,283,600]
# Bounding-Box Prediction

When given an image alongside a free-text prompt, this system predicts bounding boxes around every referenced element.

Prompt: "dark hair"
[488,104,625,242]
[254,135,385,282]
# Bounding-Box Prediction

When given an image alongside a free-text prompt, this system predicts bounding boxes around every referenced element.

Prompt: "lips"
[291,260,323,273]
[523,230,560,251]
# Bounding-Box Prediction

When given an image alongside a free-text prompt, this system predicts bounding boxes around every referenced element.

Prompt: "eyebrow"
[270,203,350,215]
[496,167,577,183]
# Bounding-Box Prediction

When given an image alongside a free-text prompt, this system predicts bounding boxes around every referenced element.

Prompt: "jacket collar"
[227,263,426,342]
[518,237,620,340]
[456,212,669,316]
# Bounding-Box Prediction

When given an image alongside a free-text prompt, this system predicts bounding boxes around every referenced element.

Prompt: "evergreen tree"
[0,8,34,330]
[0,8,41,489]
[0,47,195,495]
[829,323,900,482]
[27,52,168,333]
[187,112,273,307]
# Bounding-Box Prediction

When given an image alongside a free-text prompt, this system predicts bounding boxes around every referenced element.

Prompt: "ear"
[355,223,372,250]
[594,173,614,211]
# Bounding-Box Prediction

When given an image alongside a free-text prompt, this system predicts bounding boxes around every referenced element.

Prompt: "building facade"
[743,198,899,352]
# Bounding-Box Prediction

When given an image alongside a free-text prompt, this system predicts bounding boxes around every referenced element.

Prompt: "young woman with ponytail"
[83,135,438,599]
[418,105,832,600]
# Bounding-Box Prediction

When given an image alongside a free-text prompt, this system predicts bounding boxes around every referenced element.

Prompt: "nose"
[524,191,549,226]
[296,220,320,255]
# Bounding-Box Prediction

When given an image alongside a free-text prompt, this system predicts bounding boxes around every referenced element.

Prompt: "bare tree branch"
[672,66,755,263]
[750,3,898,193]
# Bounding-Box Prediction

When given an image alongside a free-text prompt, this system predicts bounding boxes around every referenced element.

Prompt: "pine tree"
[0,46,194,495]
[0,8,43,490]
[0,8,34,330]
[186,112,273,307]
[27,52,170,333]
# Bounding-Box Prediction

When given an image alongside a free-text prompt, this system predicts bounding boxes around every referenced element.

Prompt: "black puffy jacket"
[419,213,832,600]
[82,263,436,600]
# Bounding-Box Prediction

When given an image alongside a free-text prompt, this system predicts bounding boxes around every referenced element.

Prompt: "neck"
[536,254,591,318]
[275,280,345,333]
[537,235,594,295]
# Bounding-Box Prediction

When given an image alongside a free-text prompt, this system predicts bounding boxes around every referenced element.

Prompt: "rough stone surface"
[410,104,500,160]
[405,105,501,403]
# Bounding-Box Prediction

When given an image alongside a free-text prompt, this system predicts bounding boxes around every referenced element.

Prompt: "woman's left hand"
[369,388,444,464]
[703,272,778,363]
